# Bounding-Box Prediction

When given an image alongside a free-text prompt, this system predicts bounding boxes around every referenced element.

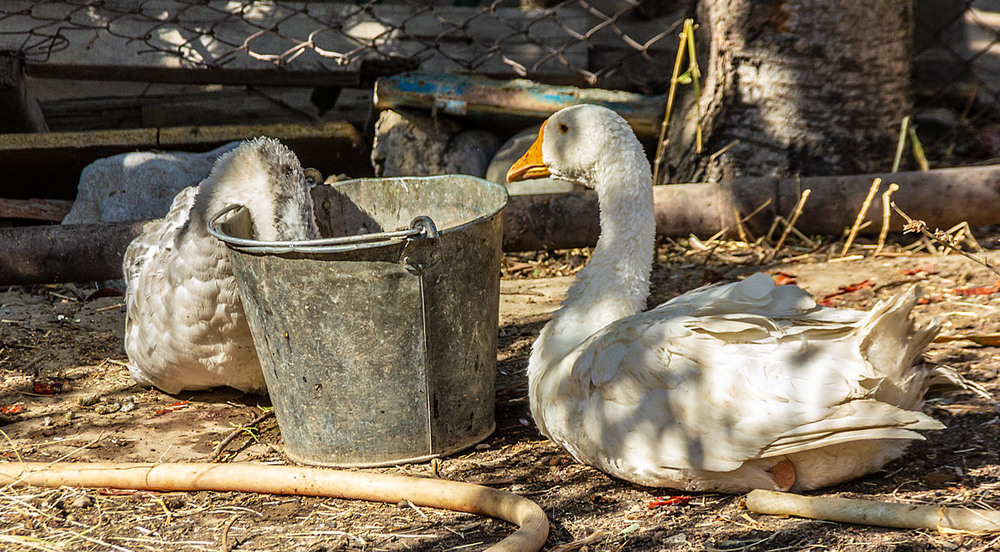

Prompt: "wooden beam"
[374,72,666,138]
[0,53,48,132]
[38,87,372,131]
[2,1,588,86]
[0,121,370,200]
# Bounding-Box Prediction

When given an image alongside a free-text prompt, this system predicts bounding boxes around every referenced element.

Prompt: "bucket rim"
[330,174,510,236]
[207,175,509,254]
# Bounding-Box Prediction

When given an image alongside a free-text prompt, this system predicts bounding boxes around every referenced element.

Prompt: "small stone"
[78,394,101,407]
[70,495,93,509]
[371,109,499,178]
[474,443,490,451]
[63,142,240,225]
[120,396,137,412]
[94,401,121,415]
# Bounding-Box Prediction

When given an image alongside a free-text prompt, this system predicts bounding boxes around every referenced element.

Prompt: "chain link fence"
[912,0,1000,161]
[0,0,683,93]
[1,1,999,123]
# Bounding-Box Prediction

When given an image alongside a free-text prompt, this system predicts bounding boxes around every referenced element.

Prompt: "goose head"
[506,104,651,196]
[507,105,656,367]
[197,137,319,241]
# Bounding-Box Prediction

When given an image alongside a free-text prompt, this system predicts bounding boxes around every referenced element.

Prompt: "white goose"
[507,105,982,492]
[123,137,319,394]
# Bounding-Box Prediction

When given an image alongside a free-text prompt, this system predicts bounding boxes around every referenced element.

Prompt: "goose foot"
[767,459,796,491]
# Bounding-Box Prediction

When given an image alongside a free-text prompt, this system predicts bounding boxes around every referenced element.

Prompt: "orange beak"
[506,122,551,183]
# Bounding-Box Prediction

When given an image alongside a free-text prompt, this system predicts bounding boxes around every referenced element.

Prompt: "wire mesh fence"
[915,0,1000,109]
[0,0,683,92]
[1,0,999,119]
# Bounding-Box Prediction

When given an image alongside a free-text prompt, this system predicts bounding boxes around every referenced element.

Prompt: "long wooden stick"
[0,462,549,552]
[747,489,1000,532]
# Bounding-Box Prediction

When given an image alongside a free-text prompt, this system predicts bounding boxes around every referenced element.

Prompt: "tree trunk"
[666,0,913,182]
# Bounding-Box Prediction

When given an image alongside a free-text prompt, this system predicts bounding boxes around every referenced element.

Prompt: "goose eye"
[559,123,569,134]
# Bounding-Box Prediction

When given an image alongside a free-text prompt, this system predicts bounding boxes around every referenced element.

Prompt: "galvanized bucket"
[208,176,508,467]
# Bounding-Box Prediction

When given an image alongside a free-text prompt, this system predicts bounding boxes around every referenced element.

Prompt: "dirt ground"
[3,236,1000,552]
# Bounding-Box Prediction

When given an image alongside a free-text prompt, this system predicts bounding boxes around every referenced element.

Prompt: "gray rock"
[62,142,240,224]
[371,109,500,178]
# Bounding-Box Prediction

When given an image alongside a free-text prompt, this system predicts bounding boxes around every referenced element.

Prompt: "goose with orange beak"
[506,104,983,493]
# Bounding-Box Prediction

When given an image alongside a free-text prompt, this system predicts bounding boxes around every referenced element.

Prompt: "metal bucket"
[208,176,508,467]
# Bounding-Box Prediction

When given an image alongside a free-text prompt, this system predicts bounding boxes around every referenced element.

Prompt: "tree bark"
[666,0,913,182]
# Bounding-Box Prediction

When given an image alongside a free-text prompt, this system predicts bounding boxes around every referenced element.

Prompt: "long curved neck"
[530,152,655,373]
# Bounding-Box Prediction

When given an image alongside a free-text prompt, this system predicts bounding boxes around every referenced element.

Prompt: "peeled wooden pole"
[0,462,549,552]
[3,165,1000,284]
[747,489,1000,532]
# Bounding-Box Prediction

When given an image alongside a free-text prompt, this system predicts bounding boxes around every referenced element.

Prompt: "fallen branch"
[890,201,1000,278]
[0,462,549,552]
[210,410,275,461]
[549,530,607,552]
[747,489,1000,532]
[765,189,810,262]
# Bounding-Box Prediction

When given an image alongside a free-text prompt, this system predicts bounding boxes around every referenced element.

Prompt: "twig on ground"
[766,189,811,261]
[220,513,240,552]
[549,530,608,552]
[210,410,275,462]
[874,183,900,257]
[0,428,23,463]
[892,117,910,173]
[841,178,881,257]
[890,202,1000,278]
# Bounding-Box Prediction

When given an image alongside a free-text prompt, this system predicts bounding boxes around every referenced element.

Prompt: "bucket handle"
[206,204,436,254]
[401,216,442,275]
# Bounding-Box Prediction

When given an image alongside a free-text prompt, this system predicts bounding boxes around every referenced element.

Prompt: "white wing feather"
[531,274,952,488]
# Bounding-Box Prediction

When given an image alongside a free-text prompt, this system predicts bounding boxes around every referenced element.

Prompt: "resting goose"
[123,137,319,394]
[507,105,981,492]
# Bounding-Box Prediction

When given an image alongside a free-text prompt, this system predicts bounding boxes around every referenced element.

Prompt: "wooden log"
[0,221,146,285]
[0,53,48,132]
[0,121,368,200]
[3,165,1000,285]
[1,1,587,86]
[507,164,1000,250]
[0,198,73,222]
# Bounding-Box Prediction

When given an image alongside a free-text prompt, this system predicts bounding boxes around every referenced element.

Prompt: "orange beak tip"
[506,123,550,183]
